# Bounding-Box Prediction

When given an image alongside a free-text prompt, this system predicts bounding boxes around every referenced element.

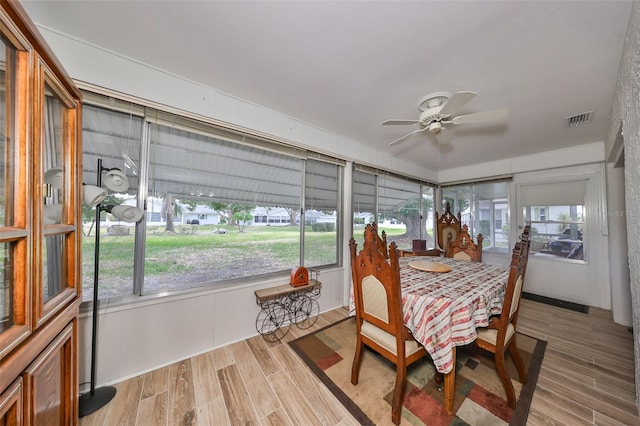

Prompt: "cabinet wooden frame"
[0,376,23,425]
[0,5,32,360]
[23,321,76,425]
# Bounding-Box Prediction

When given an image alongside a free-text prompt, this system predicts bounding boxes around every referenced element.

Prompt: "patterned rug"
[289,317,546,425]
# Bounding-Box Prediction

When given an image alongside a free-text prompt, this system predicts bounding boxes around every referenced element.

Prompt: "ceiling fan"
[383,91,508,146]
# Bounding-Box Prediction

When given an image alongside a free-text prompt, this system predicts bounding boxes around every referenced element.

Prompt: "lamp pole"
[79,158,117,417]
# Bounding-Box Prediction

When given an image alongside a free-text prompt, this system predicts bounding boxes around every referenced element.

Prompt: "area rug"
[289,317,546,425]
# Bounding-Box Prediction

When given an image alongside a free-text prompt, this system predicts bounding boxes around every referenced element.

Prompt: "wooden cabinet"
[0,1,82,424]
[0,378,23,425]
[24,323,76,425]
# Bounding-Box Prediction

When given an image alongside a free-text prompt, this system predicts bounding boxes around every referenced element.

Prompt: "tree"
[82,194,122,236]
[233,210,253,232]
[391,197,435,245]
[206,201,231,224]
[161,193,176,232]
[443,197,470,216]
[82,203,95,236]
[205,201,254,226]
[284,207,298,225]
[182,199,198,212]
[555,212,570,233]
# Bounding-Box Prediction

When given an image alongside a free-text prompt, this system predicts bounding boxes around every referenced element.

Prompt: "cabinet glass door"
[36,64,78,326]
[42,82,66,304]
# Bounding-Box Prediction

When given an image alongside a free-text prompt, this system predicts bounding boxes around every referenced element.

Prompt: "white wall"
[606,163,632,326]
[438,142,606,183]
[605,0,640,409]
[79,268,345,389]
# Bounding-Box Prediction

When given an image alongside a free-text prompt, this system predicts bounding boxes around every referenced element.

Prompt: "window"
[81,96,342,301]
[442,180,510,253]
[82,103,143,300]
[519,180,586,261]
[535,207,546,222]
[352,166,436,251]
[304,160,340,268]
[523,205,584,260]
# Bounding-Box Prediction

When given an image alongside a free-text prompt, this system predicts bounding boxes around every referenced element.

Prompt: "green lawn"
[81,224,339,299]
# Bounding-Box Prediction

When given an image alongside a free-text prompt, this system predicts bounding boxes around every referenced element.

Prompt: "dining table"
[399,256,508,414]
[350,255,509,415]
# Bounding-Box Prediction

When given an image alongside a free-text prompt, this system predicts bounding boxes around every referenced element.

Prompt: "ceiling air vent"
[566,111,593,127]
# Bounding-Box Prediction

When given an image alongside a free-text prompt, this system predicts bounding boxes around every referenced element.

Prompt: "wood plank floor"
[79,299,639,425]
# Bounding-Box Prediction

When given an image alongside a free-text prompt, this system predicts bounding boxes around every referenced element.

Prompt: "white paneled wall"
[79,268,345,389]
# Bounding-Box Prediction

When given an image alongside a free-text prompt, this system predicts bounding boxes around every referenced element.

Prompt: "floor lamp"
[79,158,143,417]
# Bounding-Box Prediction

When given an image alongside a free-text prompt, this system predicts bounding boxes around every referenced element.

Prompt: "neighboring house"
[302,209,337,225]
[353,212,375,225]
[252,206,294,226]
[181,204,220,225]
[528,205,583,238]
[115,197,220,226]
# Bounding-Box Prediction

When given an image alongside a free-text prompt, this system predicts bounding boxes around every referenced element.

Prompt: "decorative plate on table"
[408,260,452,273]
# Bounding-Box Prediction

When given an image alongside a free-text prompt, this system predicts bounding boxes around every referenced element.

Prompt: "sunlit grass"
[81,224,340,298]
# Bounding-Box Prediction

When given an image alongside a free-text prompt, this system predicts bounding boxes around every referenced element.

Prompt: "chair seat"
[452,251,472,261]
[362,320,422,356]
[476,322,515,346]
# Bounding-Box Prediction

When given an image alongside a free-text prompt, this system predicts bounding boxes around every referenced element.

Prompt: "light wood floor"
[79,299,639,425]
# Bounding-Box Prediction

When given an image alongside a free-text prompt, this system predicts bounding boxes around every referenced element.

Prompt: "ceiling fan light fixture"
[417,92,451,111]
[428,121,442,133]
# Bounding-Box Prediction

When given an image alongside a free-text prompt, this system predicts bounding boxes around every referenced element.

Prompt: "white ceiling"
[21,0,633,171]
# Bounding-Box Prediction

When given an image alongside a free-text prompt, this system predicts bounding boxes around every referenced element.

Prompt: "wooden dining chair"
[445,224,483,262]
[435,201,462,253]
[349,223,429,425]
[520,225,531,280]
[371,221,389,259]
[474,235,531,408]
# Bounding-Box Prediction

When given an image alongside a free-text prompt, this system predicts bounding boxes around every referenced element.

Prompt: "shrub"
[311,222,335,232]
[107,225,130,236]
[479,220,490,236]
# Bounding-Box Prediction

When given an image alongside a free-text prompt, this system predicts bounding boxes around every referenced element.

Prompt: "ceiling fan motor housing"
[419,110,446,128]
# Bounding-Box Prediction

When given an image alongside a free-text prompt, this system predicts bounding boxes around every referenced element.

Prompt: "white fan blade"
[388,126,429,146]
[452,108,509,125]
[382,119,420,126]
[439,91,477,117]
